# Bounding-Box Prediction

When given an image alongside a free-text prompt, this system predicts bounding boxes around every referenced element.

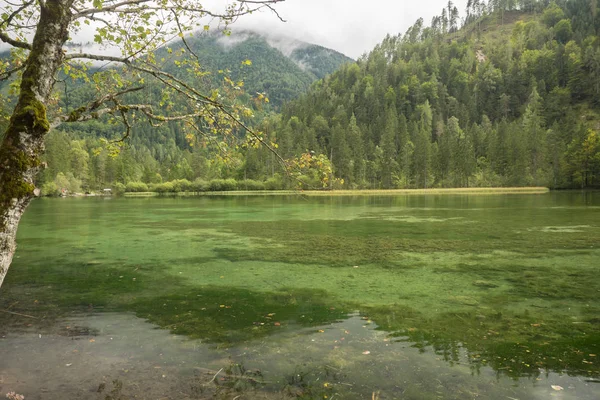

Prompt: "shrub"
[113,182,126,195]
[150,182,175,193]
[41,181,60,197]
[192,179,209,192]
[171,179,193,192]
[208,178,237,191]
[237,179,265,191]
[264,175,284,190]
[125,181,149,192]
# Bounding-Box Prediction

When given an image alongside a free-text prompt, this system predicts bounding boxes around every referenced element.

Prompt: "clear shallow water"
[1,192,599,399]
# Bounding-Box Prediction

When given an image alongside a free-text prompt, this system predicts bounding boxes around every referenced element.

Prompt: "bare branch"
[240,0,286,22]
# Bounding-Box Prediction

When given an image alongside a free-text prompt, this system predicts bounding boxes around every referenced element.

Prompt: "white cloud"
[1,1,468,59]
[231,0,469,58]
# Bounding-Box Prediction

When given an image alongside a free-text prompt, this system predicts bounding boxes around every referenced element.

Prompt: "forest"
[28,0,600,194]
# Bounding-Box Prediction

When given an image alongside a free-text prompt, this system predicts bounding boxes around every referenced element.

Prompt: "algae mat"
[0,192,599,399]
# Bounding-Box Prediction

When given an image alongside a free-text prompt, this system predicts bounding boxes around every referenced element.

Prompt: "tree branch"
[171,10,198,60]
[74,0,286,21]
[74,0,150,18]
[63,52,131,63]
[0,1,35,29]
[51,86,144,128]
[0,31,32,49]
[0,64,25,81]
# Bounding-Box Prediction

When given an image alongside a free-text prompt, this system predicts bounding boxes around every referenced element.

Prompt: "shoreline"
[120,187,552,197]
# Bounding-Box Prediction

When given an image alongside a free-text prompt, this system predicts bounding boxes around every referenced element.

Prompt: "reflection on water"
[1,193,599,399]
[2,312,598,400]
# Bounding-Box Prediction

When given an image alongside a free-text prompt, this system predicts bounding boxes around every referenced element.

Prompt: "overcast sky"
[0,1,468,58]
[232,0,469,58]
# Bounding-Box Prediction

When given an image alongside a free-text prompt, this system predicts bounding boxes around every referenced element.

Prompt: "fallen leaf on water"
[362,351,371,355]
[274,322,281,326]
[66,363,72,367]
[89,339,95,343]
[318,329,325,333]
[551,385,564,391]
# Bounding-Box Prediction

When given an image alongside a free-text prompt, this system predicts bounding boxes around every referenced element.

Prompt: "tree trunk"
[0,0,72,288]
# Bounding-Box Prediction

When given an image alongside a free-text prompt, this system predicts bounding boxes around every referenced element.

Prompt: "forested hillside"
[31,31,352,195]
[38,1,600,194]
[257,0,600,190]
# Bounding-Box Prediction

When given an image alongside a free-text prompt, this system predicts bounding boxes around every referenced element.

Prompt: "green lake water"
[0,192,599,399]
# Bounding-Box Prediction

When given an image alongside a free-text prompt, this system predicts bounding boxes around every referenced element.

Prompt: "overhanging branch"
[74,0,150,18]
[64,52,131,63]
[0,64,25,81]
[0,31,32,49]
[0,1,35,29]
[51,86,144,128]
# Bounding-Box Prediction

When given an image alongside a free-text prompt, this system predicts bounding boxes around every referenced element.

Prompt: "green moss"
[9,75,50,135]
[0,79,50,218]
[0,149,38,209]
[67,106,86,122]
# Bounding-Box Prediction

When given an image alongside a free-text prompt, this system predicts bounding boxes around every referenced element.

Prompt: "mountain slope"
[164,30,353,107]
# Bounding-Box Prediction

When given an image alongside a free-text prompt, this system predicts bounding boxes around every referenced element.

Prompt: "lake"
[1,192,599,399]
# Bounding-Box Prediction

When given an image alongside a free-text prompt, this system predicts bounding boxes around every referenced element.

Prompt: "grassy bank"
[123,187,550,197]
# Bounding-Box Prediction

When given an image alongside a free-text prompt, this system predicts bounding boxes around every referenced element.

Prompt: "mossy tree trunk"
[0,0,73,288]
